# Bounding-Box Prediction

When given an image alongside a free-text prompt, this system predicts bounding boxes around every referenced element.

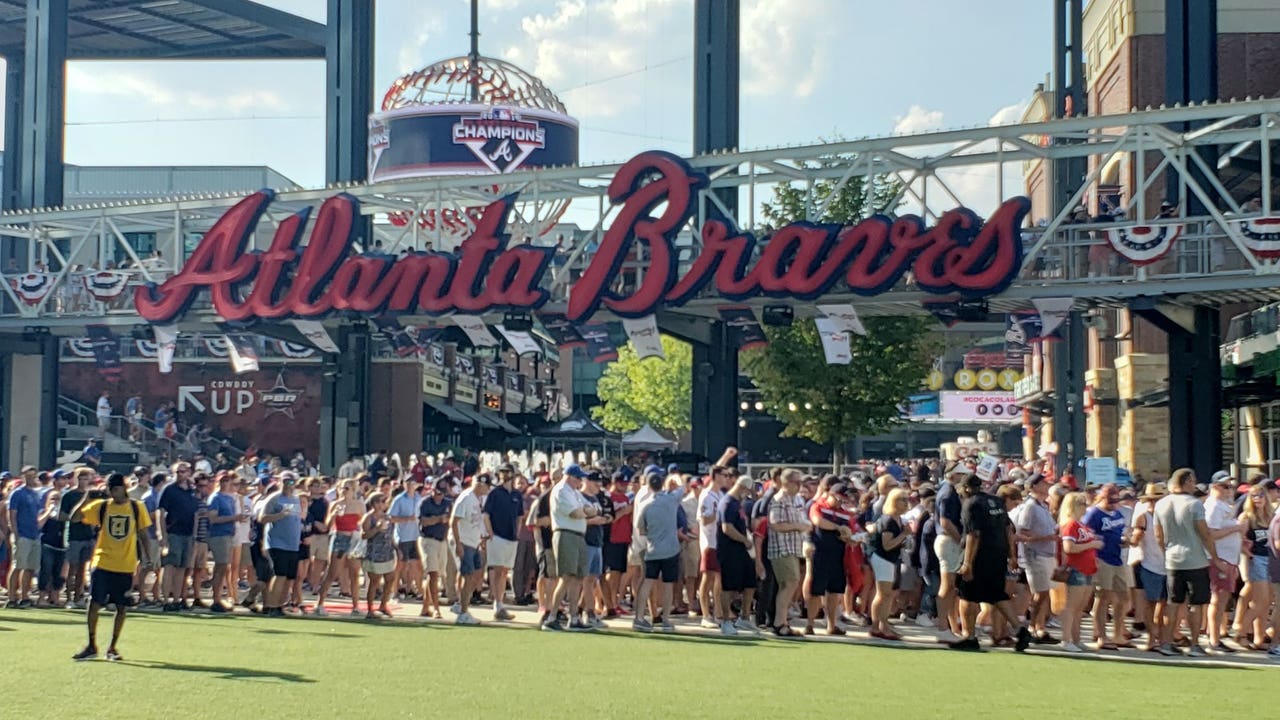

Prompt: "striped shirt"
[767,493,805,559]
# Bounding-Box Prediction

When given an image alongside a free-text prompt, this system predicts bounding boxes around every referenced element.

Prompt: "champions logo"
[452,107,546,173]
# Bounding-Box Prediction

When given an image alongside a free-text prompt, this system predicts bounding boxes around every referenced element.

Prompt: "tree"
[743,157,939,471]
[591,335,692,435]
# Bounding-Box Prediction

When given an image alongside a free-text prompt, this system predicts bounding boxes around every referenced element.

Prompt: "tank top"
[333,508,361,533]
[1136,506,1165,574]
[1249,523,1270,558]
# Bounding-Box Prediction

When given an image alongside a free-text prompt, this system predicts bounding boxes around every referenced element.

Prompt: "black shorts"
[89,569,133,607]
[718,545,757,593]
[297,541,310,562]
[604,542,629,573]
[958,564,1009,605]
[1132,565,1144,590]
[809,550,846,596]
[397,541,420,561]
[1168,567,1211,605]
[269,549,300,580]
[644,555,680,583]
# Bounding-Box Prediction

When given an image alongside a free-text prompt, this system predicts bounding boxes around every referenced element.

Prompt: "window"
[114,232,156,267]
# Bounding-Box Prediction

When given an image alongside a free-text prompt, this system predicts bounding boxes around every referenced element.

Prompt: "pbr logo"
[452,107,546,173]
[258,371,301,419]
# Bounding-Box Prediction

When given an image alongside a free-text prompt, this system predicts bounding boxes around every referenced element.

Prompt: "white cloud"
[741,0,839,99]
[892,105,946,135]
[395,14,446,75]
[66,66,290,115]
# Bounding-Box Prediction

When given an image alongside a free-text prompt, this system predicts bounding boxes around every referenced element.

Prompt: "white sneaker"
[700,618,720,630]
[456,612,480,626]
[936,629,961,644]
[312,606,327,617]
[65,602,76,611]
[915,614,934,628]
[734,617,758,633]
[720,620,738,636]
[1047,618,1062,629]
[1061,642,1083,653]
[449,602,462,615]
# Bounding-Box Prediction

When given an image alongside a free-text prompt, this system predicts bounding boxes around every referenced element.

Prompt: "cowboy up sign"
[135,151,1030,325]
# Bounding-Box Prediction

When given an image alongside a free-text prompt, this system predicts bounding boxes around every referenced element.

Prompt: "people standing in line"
[1014,474,1059,644]
[5,466,43,608]
[449,473,491,626]
[766,469,810,637]
[1082,484,1131,650]
[484,465,523,621]
[257,472,303,618]
[314,478,364,617]
[1203,474,1245,653]
[580,470,613,628]
[70,473,151,661]
[1129,483,1169,652]
[205,473,242,613]
[546,465,596,632]
[1058,491,1101,653]
[1237,486,1273,649]
[359,492,397,619]
[633,470,689,632]
[59,468,97,609]
[869,487,909,641]
[156,463,198,611]
[1153,468,1217,657]
[416,478,452,619]
[716,475,759,635]
[697,466,731,629]
[953,473,1032,653]
[37,486,65,608]
[387,477,422,603]
[603,472,632,617]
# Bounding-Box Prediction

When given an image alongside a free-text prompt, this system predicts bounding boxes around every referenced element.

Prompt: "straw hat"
[1138,483,1168,502]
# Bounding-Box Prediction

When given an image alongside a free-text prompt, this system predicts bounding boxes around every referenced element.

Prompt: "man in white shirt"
[697,466,732,629]
[96,391,112,433]
[449,475,492,626]
[547,465,597,632]
[1203,474,1245,653]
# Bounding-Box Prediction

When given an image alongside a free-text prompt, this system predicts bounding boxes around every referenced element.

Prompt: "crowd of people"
[3,448,1279,663]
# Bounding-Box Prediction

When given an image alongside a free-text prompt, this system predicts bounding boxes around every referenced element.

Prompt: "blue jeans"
[921,570,940,618]
[39,545,66,593]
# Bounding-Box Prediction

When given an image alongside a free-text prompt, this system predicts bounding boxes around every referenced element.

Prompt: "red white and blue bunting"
[1238,216,1280,259]
[1105,223,1182,265]
[12,272,53,306]
[81,271,131,301]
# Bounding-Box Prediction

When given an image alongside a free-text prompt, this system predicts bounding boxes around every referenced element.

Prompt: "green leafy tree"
[744,159,938,471]
[591,335,692,434]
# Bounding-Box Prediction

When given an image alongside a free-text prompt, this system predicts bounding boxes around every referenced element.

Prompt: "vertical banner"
[717,306,768,350]
[621,315,664,359]
[813,317,852,365]
[1004,314,1035,355]
[225,335,260,374]
[85,324,123,381]
[1032,297,1074,339]
[816,304,868,336]
[452,315,500,347]
[372,316,419,357]
[538,312,586,349]
[289,318,340,354]
[153,324,178,374]
[576,323,618,363]
[495,324,543,356]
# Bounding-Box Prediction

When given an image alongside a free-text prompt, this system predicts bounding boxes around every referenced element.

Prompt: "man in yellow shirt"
[69,473,151,661]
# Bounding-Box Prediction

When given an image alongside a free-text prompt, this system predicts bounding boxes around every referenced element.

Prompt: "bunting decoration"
[276,340,316,358]
[1031,298,1074,339]
[65,338,96,358]
[372,316,419,357]
[538,312,586,349]
[81,271,131,301]
[813,317,851,365]
[453,315,500,347]
[717,306,768,351]
[288,319,339,354]
[1238,216,1280,259]
[496,324,543,356]
[13,272,53,306]
[427,344,445,365]
[1105,223,1181,265]
[1004,314,1035,355]
[135,340,158,358]
[816,304,868,336]
[576,323,618,363]
[85,325,123,381]
[621,315,664,359]
[226,334,260,374]
[153,324,178,374]
[204,336,230,358]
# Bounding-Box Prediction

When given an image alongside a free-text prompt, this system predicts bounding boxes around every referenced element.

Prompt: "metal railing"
[57,394,245,463]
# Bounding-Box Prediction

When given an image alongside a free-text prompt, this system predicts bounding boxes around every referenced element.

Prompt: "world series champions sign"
[135,151,1030,325]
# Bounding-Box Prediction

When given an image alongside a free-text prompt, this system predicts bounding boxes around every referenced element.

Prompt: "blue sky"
[4,0,1052,195]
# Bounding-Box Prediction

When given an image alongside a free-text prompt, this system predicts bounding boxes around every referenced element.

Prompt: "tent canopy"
[622,423,676,451]
[535,409,614,439]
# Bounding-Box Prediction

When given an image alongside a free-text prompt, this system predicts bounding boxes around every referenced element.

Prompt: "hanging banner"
[153,324,178,374]
[717,306,768,351]
[372,316,419,357]
[226,335,260,374]
[276,340,316,358]
[453,315,500,347]
[576,323,618,363]
[813,317,851,365]
[13,272,53,306]
[538,312,586,349]
[1238,216,1280,259]
[85,325,123,381]
[1032,297,1073,339]
[1004,313,1034,355]
[82,271,131,301]
[816,304,868,336]
[621,315,664,359]
[495,324,543,356]
[288,319,340,354]
[204,336,229,358]
[427,343,445,366]
[411,326,445,347]
[135,340,158,358]
[65,338,97,358]
[1105,223,1181,265]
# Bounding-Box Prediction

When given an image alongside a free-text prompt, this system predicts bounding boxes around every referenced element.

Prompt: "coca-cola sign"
[136,151,1029,325]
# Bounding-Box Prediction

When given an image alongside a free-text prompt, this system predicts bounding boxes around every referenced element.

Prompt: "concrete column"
[1115,354,1170,478]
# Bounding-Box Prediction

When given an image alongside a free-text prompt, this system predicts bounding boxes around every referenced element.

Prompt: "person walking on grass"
[71,473,151,661]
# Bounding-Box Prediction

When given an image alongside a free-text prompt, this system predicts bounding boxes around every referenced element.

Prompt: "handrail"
[56,393,245,463]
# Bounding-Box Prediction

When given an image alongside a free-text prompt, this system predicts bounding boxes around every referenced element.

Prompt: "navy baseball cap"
[564,464,589,479]
[51,469,69,479]
[643,464,665,478]
[667,463,679,474]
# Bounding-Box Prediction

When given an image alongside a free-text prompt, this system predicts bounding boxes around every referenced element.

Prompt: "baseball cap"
[257,473,273,486]
[0,471,9,480]
[643,464,665,478]
[132,465,147,475]
[610,471,629,484]
[474,474,494,486]
[1210,471,1231,486]
[564,464,589,479]
[20,465,36,473]
[586,471,603,483]
[51,469,68,479]
[106,473,127,489]
[666,463,679,474]
[498,463,516,473]
[734,475,753,491]
[279,471,298,484]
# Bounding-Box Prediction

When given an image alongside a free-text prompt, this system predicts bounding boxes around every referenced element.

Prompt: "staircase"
[56,395,145,474]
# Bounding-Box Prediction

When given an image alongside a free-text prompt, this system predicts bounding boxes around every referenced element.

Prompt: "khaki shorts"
[554,530,589,578]
[1094,561,1131,593]
[680,541,700,578]
[934,535,962,575]
[417,537,448,575]
[1023,554,1056,594]
[207,535,234,565]
[140,536,161,570]
[771,555,802,586]
[628,535,645,567]
[13,537,40,571]
[309,533,331,563]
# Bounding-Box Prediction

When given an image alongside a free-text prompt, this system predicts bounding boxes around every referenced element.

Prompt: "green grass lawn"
[1,609,1274,719]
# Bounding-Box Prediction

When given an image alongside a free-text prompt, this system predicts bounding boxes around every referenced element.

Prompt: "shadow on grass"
[0,613,82,627]
[120,659,314,683]
[253,627,362,639]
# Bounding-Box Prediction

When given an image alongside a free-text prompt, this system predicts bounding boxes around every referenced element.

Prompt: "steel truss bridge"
[3,98,1280,333]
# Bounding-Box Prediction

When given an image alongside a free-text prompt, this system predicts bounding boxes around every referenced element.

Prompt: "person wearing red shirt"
[1059,491,1103,653]
[805,483,857,636]
[603,473,633,617]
